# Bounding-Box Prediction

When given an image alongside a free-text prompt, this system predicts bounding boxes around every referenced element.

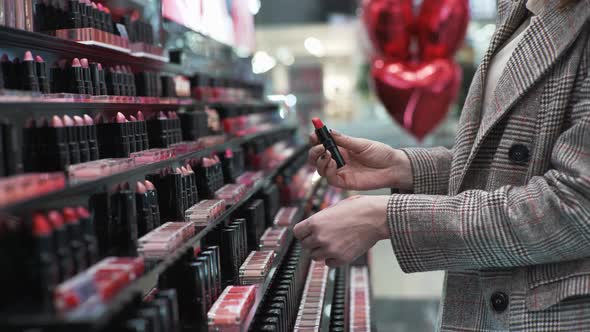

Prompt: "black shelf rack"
[0,99,281,115]
[0,124,298,214]
[0,141,311,332]
[0,25,186,76]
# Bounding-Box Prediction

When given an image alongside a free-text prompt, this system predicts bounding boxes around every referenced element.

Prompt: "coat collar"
[452,0,590,193]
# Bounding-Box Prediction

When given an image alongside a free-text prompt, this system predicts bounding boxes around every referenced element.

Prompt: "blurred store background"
[252,1,496,331]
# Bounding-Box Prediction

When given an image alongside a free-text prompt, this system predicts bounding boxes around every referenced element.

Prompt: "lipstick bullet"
[312,118,346,168]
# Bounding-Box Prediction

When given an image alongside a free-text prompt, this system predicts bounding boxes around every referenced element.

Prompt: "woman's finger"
[308,145,325,165]
[316,150,332,176]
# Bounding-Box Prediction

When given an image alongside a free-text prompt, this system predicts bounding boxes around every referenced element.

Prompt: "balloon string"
[403,89,421,130]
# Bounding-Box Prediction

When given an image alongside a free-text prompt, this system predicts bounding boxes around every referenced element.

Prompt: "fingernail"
[329,129,340,135]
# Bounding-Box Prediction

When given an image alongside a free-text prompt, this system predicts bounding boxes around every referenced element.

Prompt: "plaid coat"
[387,0,590,331]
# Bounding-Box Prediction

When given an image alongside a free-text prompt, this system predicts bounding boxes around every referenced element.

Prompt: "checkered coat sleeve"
[388,2,590,274]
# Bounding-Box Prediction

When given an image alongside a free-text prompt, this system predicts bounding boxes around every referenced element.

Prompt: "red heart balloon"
[371,58,462,140]
[417,0,470,60]
[362,0,414,60]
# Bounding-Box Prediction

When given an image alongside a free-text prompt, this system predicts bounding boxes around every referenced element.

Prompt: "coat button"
[509,144,530,163]
[491,292,509,312]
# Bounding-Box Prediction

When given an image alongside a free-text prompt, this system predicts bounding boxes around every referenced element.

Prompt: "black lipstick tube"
[313,119,346,168]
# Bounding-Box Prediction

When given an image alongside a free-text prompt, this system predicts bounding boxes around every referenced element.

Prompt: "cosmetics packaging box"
[239,199,266,251]
[256,184,280,228]
[53,256,144,313]
[239,250,274,285]
[185,199,226,227]
[96,120,131,158]
[111,190,139,256]
[137,222,195,260]
[207,285,256,332]
[194,159,224,200]
[179,111,209,142]
[215,184,247,206]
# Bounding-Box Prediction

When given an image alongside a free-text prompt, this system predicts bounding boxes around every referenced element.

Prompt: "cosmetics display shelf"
[245,179,325,332]
[0,139,311,332]
[0,25,186,76]
[0,97,279,115]
[319,268,337,332]
[136,143,312,298]
[0,124,297,214]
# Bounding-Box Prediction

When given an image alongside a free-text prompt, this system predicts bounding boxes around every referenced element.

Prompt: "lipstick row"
[90,180,162,257]
[30,207,98,305]
[1,52,183,98]
[21,110,193,173]
[253,242,310,332]
[191,73,265,103]
[138,222,196,260]
[35,0,115,33]
[1,51,50,93]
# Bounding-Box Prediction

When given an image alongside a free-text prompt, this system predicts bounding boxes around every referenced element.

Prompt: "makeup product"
[239,250,274,285]
[260,227,288,252]
[69,58,86,94]
[136,181,154,236]
[144,180,161,227]
[54,256,144,313]
[31,213,60,306]
[79,58,93,95]
[15,0,24,29]
[184,199,226,227]
[63,115,81,165]
[46,210,75,281]
[256,185,280,228]
[207,285,256,331]
[239,199,265,251]
[179,111,209,142]
[76,206,99,265]
[137,222,195,259]
[20,51,40,92]
[273,207,298,227]
[215,184,247,205]
[111,189,138,256]
[312,118,345,168]
[35,55,50,93]
[62,207,88,272]
[96,112,131,158]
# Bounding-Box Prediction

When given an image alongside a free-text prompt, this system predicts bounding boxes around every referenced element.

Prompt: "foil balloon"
[417,0,471,60]
[372,58,462,140]
[362,0,469,140]
[362,0,414,60]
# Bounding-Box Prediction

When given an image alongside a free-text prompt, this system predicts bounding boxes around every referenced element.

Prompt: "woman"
[293,0,590,330]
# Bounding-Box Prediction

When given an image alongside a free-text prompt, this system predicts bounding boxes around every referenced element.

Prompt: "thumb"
[330,130,371,153]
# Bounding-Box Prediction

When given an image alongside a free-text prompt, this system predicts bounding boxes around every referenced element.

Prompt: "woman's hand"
[293,195,390,266]
[309,130,412,191]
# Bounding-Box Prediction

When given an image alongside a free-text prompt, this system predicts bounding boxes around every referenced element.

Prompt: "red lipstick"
[312,118,345,168]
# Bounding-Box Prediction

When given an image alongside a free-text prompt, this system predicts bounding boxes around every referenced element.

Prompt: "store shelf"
[0,26,183,75]
[245,179,324,331]
[0,124,297,214]
[0,140,311,332]
[0,94,280,116]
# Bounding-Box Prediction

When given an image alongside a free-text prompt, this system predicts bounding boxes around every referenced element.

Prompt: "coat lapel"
[453,0,590,194]
[449,0,529,194]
